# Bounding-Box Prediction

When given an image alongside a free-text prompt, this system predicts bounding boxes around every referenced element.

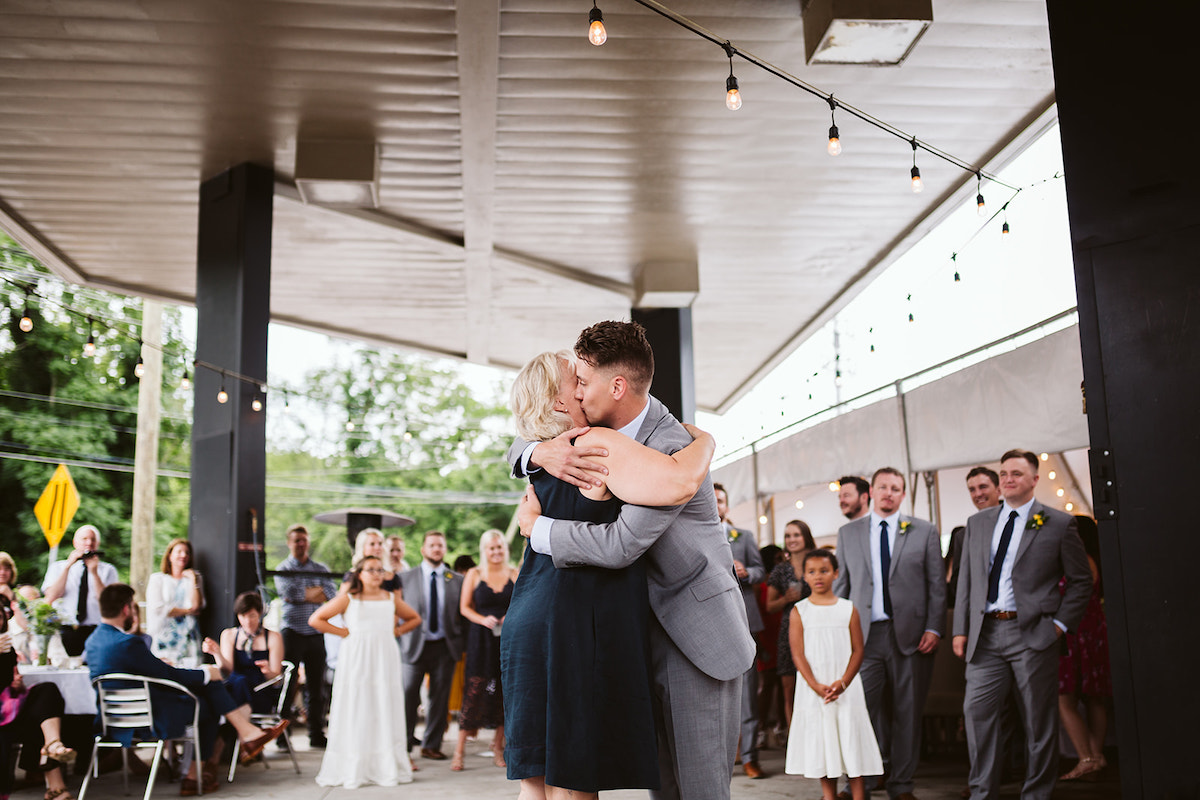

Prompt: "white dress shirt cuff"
[520,442,540,475]
[1053,618,1068,634]
[531,516,554,556]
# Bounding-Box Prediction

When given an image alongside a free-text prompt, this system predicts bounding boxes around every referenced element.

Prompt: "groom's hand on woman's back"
[529,427,609,489]
[518,486,543,538]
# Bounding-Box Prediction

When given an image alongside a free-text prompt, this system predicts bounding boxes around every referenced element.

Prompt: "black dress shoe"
[308,734,327,749]
[420,748,448,760]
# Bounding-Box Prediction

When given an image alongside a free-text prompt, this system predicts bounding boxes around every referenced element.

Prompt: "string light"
[216,379,229,404]
[910,138,923,193]
[18,287,33,332]
[251,396,263,412]
[134,340,146,378]
[346,421,356,432]
[83,317,96,358]
[588,1,607,46]
[952,252,960,282]
[1065,502,1074,512]
[723,44,741,111]
[795,500,804,509]
[180,370,191,390]
[976,171,986,217]
[827,97,842,156]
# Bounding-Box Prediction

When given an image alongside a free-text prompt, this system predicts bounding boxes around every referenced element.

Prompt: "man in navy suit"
[86,584,287,793]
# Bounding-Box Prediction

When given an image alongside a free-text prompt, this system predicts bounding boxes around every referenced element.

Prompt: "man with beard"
[398,531,465,760]
[838,476,871,521]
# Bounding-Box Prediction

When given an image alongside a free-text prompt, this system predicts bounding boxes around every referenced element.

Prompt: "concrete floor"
[9,726,1122,800]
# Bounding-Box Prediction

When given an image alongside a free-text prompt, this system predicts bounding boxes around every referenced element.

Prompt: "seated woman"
[201,591,284,715]
[502,350,716,800]
[145,539,204,662]
[1,604,76,800]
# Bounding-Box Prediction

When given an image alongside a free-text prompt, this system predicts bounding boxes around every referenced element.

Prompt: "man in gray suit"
[714,482,767,779]
[953,450,1091,800]
[834,467,944,800]
[514,320,755,800]
[398,530,466,760]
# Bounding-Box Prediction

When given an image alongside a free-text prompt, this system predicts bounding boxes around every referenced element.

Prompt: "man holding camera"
[42,524,118,656]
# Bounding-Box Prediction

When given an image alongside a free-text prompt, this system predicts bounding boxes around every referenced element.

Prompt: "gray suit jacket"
[397,564,466,663]
[509,395,755,682]
[727,523,765,634]
[953,501,1092,662]
[834,514,945,655]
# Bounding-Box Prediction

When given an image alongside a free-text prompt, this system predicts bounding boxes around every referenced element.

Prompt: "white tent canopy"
[713,325,1088,507]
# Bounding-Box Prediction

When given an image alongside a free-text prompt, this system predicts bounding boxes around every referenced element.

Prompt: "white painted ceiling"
[0,0,1056,411]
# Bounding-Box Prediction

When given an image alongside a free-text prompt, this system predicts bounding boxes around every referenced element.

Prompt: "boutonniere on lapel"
[444,571,455,582]
[728,528,741,542]
[898,521,912,535]
[1026,511,1046,531]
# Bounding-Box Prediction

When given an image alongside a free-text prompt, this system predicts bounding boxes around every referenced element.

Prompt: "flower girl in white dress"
[309,555,421,788]
[785,549,883,800]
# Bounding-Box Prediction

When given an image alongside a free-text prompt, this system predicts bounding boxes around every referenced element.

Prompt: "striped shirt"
[274,556,338,635]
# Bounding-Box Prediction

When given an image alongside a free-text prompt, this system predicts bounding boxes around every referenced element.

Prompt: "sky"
[241,123,1075,462]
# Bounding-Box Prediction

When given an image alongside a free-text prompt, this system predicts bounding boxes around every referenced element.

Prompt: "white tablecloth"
[18,665,96,715]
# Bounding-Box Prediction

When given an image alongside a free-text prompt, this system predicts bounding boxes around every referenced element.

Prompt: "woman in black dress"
[452,530,518,771]
[501,351,717,800]
[765,519,815,731]
[201,591,284,714]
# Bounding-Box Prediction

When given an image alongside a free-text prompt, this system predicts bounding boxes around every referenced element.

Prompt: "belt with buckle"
[984,610,1018,620]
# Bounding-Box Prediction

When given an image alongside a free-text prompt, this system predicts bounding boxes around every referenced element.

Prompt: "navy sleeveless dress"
[501,470,659,792]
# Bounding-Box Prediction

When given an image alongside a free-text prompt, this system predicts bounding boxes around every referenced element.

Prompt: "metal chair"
[80,673,203,800]
[227,660,299,781]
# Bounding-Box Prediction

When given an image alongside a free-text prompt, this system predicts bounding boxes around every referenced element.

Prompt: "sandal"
[44,789,74,800]
[40,740,76,767]
[1060,756,1103,781]
[450,753,464,771]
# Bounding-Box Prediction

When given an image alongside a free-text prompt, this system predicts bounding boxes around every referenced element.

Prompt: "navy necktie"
[77,565,89,623]
[988,510,1020,604]
[879,520,892,618]
[428,570,440,635]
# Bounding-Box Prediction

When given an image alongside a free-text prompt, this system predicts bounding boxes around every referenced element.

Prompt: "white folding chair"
[227,661,299,781]
[79,674,203,800]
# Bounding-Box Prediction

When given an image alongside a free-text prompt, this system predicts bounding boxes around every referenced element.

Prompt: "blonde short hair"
[478,529,509,565]
[511,350,574,442]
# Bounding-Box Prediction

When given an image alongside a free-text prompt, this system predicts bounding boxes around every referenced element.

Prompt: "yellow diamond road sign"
[35,464,80,548]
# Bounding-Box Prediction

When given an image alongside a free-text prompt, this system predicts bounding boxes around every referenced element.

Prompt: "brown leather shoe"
[240,719,290,764]
[420,748,448,760]
[742,761,765,779]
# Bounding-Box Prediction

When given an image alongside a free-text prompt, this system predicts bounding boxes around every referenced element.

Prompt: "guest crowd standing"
[274,524,338,748]
[41,525,117,656]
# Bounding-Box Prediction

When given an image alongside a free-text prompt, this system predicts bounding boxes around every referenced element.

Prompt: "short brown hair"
[871,466,906,492]
[1000,449,1039,471]
[234,591,264,616]
[422,530,446,545]
[159,538,193,574]
[286,524,309,539]
[574,320,654,395]
[966,466,1000,486]
[99,583,137,619]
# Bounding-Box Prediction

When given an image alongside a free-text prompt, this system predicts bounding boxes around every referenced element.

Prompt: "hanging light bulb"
[1002,221,1010,235]
[83,317,96,358]
[19,288,33,332]
[216,382,229,404]
[976,172,987,217]
[588,1,606,46]
[283,392,291,414]
[181,370,191,390]
[251,397,263,412]
[723,45,741,110]
[134,356,146,379]
[910,139,923,193]
[827,97,841,156]
[346,421,355,432]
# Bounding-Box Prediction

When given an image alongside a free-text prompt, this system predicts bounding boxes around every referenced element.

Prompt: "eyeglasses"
[363,568,387,574]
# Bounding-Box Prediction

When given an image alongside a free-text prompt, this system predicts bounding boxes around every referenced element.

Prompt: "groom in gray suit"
[834,467,944,800]
[953,450,1091,800]
[514,320,755,800]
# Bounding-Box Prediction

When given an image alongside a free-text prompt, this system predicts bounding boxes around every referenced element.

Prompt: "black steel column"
[632,307,695,424]
[190,163,273,635]
[1047,2,1200,796]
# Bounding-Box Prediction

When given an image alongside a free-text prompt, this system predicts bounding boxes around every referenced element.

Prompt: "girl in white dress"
[309,556,421,788]
[785,549,883,800]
